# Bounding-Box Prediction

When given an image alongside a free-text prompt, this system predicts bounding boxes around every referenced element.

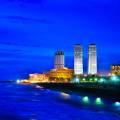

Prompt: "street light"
[110,75,119,83]
[114,102,120,106]
[82,96,89,104]
[99,78,105,83]
[16,79,20,84]
[94,78,98,82]
[74,77,79,83]
[95,97,103,105]
[83,78,86,81]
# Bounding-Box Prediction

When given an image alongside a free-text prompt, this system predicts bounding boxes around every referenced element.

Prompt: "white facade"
[88,44,97,75]
[55,51,64,69]
[74,44,83,75]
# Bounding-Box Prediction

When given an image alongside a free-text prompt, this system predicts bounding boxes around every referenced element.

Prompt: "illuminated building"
[74,44,83,75]
[55,51,64,69]
[88,44,97,75]
[111,65,120,75]
[25,68,73,83]
[50,50,73,83]
[49,68,74,83]
[27,73,49,83]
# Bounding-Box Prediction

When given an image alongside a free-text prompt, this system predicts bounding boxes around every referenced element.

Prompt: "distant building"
[52,50,74,83]
[55,51,64,69]
[88,44,97,75]
[74,44,83,75]
[49,68,74,83]
[28,73,49,83]
[111,65,120,75]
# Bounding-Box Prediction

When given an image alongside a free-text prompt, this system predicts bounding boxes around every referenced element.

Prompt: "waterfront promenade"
[37,83,120,101]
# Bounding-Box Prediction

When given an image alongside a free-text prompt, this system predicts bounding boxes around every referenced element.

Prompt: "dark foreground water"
[0,83,120,120]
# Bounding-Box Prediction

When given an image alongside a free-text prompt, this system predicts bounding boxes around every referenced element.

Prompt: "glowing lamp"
[99,78,105,83]
[16,79,20,84]
[111,76,118,80]
[90,78,93,81]
[82,96,89,104]
[75,78,79,83]
[94,78,98,82]
[83,78,86,81]
[95,97,103,105]
[114,102,120,106]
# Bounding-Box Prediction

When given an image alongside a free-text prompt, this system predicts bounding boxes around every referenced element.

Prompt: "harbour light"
[83,78,86,81]
[94,78,98,82]
[16,79,20,84]
[114,102,120,106]
[82,96,89,104]
[110,75,119,82]
[95,97,103,105]
[75,77,79,83]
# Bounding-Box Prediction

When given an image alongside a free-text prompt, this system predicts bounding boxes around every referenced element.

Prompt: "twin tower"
[55,44,97,75]
[74,44,97,75]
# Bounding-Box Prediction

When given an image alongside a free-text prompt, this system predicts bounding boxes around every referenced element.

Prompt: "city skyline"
[54,44,97,76]
[0,41,119,80]
[0,1,120,120]
[0,0,120,80]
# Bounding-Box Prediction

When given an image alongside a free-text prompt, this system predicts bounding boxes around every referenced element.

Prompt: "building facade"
[88,44,97,75]
[28,73,49,83]
[74,44,83,75]
[49,68,74,83]
[55,51,64,69]
[111,65,120,75]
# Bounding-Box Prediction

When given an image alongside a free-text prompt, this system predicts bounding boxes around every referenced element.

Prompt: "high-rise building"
[55,51,64,69]
[74,44,83,75]
[88,44,97,75]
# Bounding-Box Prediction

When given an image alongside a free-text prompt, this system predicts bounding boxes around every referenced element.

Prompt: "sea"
[0,82,120,120]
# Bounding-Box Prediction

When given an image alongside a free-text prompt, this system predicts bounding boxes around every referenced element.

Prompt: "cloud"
[0,15,51,24]
[0,43,54,57]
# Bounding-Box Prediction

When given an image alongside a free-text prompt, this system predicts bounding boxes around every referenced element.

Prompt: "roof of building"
[55,51,64,55]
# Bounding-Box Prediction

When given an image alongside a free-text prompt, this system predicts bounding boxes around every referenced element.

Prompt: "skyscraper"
[74,44,83,75]
[55,51,64,69]
[88,44,97,75]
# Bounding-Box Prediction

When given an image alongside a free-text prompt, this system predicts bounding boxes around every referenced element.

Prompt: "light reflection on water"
[0,83,120,120]
[60,92,71,100]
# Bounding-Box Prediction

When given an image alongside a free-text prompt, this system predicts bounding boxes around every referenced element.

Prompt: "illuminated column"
[88,44,97,75]
[55,51,64,69]
[74,44,83,75]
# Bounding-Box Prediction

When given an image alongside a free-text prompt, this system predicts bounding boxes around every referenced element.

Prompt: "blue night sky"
[0,0,120,80]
